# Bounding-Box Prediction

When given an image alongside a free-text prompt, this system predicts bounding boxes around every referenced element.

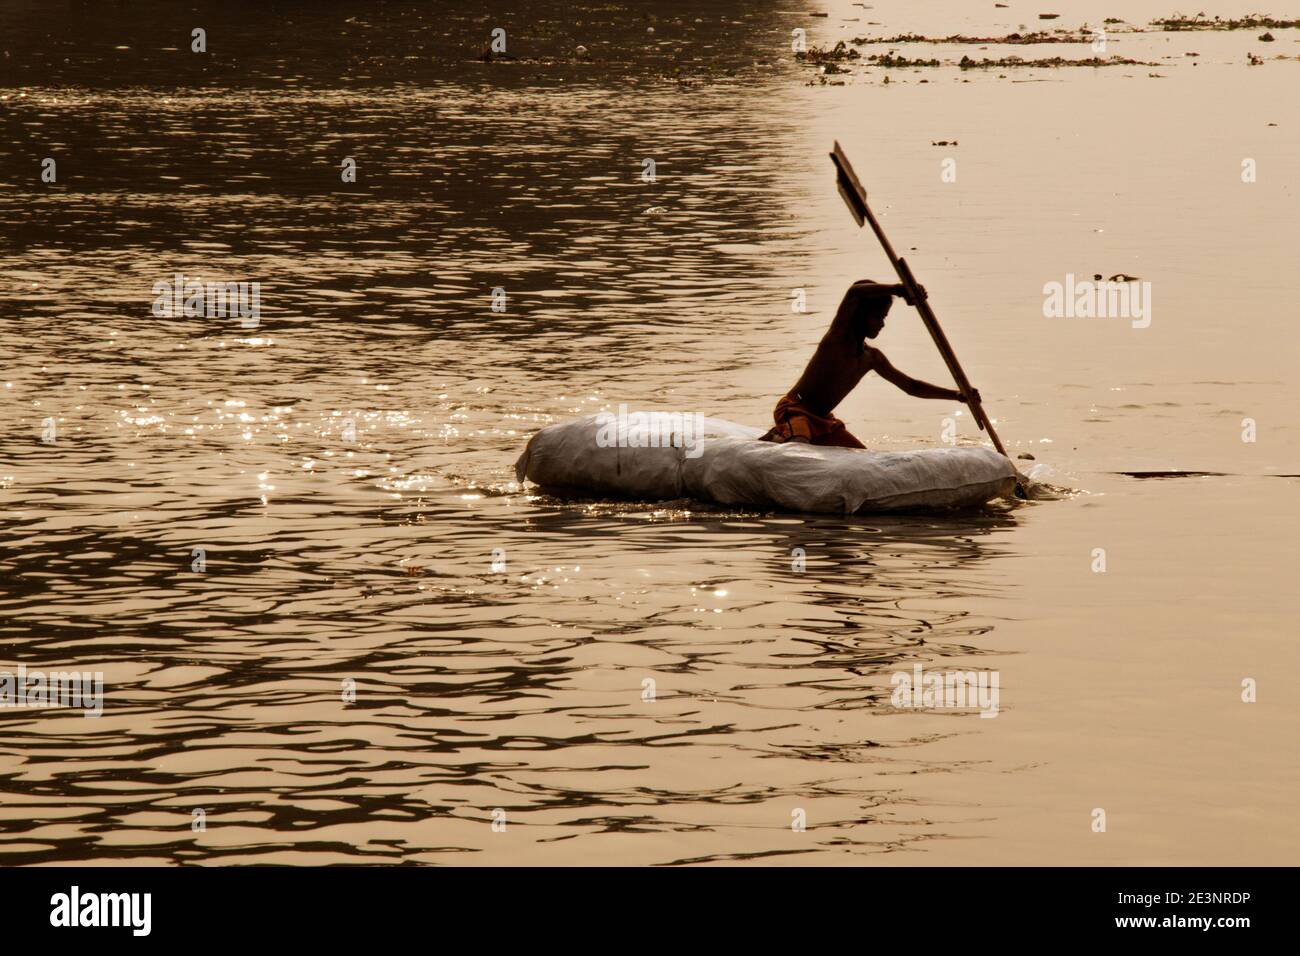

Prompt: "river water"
[1,0,1296,864]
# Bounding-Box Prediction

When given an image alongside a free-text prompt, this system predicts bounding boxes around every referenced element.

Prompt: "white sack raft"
[514,412,1017,513]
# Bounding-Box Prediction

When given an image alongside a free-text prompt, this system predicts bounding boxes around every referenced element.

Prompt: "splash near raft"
[515,413,1017,513]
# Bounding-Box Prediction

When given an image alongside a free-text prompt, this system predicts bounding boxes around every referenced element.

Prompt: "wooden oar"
[830,141,1027,494]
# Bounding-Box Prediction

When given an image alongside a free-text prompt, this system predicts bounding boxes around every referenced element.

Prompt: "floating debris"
[795,40,861,63]
[958,53,1154,68]
[1259,31,1276,41]
[868,52,941,67]
[1152,14,1300,31]
[931,139,959,145]
[851,30,1097,44]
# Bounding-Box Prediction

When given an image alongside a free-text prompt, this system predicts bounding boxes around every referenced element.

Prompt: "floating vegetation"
[851,31,1096,44]
[958,53,1154,68]
[861,51,1151,69]
[804,18,1275,79]
[1151,14,1300,30]
[795,40,860,63]
[867,52,942,67]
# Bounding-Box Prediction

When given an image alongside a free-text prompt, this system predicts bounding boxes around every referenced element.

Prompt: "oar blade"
[835,178,866,227]
[830,141,869,226]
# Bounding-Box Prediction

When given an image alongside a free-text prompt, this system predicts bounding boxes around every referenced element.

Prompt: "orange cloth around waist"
[765,392,865,448]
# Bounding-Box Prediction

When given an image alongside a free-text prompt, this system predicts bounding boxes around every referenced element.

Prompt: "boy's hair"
[847,278,889,297]
[843,280,893,318]
[832,280,893,348]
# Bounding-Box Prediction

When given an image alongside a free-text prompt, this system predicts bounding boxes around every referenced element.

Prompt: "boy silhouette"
[760,280,979,448]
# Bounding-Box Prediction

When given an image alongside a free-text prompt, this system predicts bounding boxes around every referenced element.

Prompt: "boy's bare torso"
[790,324,872,416]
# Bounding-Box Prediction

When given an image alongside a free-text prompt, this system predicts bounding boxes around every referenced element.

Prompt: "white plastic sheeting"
[515,413,1017,513]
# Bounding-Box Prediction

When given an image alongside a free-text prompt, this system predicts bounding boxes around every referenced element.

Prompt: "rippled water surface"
[2,0,1297,865]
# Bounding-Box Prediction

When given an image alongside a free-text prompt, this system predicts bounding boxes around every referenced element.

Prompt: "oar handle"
[894,257,1000,447]
[831,142,1010,459]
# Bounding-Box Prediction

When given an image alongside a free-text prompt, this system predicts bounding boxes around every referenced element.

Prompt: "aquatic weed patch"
[852,30,1104,45]
[866,53,942,68]
[795,40,862,63]
[860,53,1153,69]
[1152,13,1300,30]
[958,54,1155,68]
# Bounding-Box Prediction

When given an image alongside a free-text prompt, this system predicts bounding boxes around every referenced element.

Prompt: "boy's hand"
[962,387,982,406]
[896,283,926,306]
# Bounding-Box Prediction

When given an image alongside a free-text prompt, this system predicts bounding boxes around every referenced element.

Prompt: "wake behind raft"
[514,412,1017,514]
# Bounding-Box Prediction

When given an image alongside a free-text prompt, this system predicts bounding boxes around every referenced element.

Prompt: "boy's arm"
[866,348,977,403]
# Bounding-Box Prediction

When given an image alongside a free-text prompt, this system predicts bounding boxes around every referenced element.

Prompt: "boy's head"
[838,279,893,339]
